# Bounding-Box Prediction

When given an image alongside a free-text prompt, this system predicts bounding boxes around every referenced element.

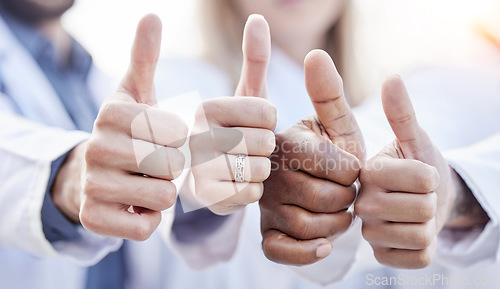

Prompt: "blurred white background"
[62,0,489,94]
[63,0,202,76]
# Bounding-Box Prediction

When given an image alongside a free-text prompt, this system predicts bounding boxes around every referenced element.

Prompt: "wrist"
[52,142,87,223]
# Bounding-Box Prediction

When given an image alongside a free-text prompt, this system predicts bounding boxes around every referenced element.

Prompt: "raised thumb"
[120,14,162,106]
[381,75,431,159]
[235,14,271,98]
[305,49,364,161]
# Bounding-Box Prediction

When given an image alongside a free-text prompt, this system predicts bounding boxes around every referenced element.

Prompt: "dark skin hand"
[260,59,489,268]
[260,50,365,266]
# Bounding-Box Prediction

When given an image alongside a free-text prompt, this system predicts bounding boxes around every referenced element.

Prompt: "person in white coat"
[0,0,121,267]
[0,2,187,287]
[0,0,130,287]
[154,0,500,288]
[0,0,279,287]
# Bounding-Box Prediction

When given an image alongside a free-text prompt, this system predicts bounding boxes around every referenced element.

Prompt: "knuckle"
[157,182,177,210]
[294,211,313,239]
[260,101,277,130]
[95,102,119,128]
[413,224,434,249]
[82,175,100,199]
[97,101,137,129]
[416,165,439,192]
[189,132,211,158]
[192,179,213,205]
[133,225,153,241]
[343,152,361,175]
[177,117,189,140]
[309,184,326,211]
[415,173,431,192]
[208,203,237,216]
[329,186,356,211]
[416,193,437,222]
[85,139,106,165]
[261,233,280,262]
[413,250,433,268]
[169,149,185,177]
[191,166,204,181]
[168,114,189,145]
[309,183,343,212]
[354,197,377,219]
[361,223,377,243]
[261,130,276,157]
[359,163,376,187]
[255,158,271,181]
[193,185,208,202]
[429,166,440,190]
[197,99,221,122]
[372,248,389,266]
[261,235,272,254]
[79,205,99,232]
[333,213,353,235]
[86,137,126,167]
[132,217,159,241]
[344,185,357,206]
[245,183,264,204]
[194,103,207,123]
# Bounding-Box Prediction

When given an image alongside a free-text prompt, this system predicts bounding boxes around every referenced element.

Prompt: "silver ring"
[235,154,246,183]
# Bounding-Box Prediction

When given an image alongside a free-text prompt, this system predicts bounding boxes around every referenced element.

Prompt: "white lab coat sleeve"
[160,204,245,270]
[0,110,121,265]
[154,83,246,270]
[436,133,500,268]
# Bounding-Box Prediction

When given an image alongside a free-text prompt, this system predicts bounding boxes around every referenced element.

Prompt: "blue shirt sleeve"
[0,72,6,95]
[41,152,82,243]
[172,199,228,244]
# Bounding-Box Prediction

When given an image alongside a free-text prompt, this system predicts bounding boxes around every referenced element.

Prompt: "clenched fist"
[78,15,188,241]
[260,50,365,265]
[189,15,277,215]
[355,76,456,269]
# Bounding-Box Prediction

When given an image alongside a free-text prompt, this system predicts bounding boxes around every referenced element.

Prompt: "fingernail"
[248,14,265,22]
[316,243,332,258]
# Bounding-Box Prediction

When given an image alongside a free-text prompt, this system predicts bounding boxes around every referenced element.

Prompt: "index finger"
[365,157,440,193]
[275,125,360,186]
[197,97,277,131]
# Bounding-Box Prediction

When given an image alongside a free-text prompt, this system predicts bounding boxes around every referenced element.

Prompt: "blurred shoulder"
[403,64,500,102]
[155,57,234,100]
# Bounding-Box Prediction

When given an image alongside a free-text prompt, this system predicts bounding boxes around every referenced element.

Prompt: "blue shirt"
[0,6,129,289]
[0,4,96,243]
[0,7,227,289]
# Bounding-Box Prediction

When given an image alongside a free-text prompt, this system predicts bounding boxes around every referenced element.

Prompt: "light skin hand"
[189,15,277,216]
[260,50,365,266]
[52,14,188,241]
[356,75,456,269]
[52,141,86,223]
